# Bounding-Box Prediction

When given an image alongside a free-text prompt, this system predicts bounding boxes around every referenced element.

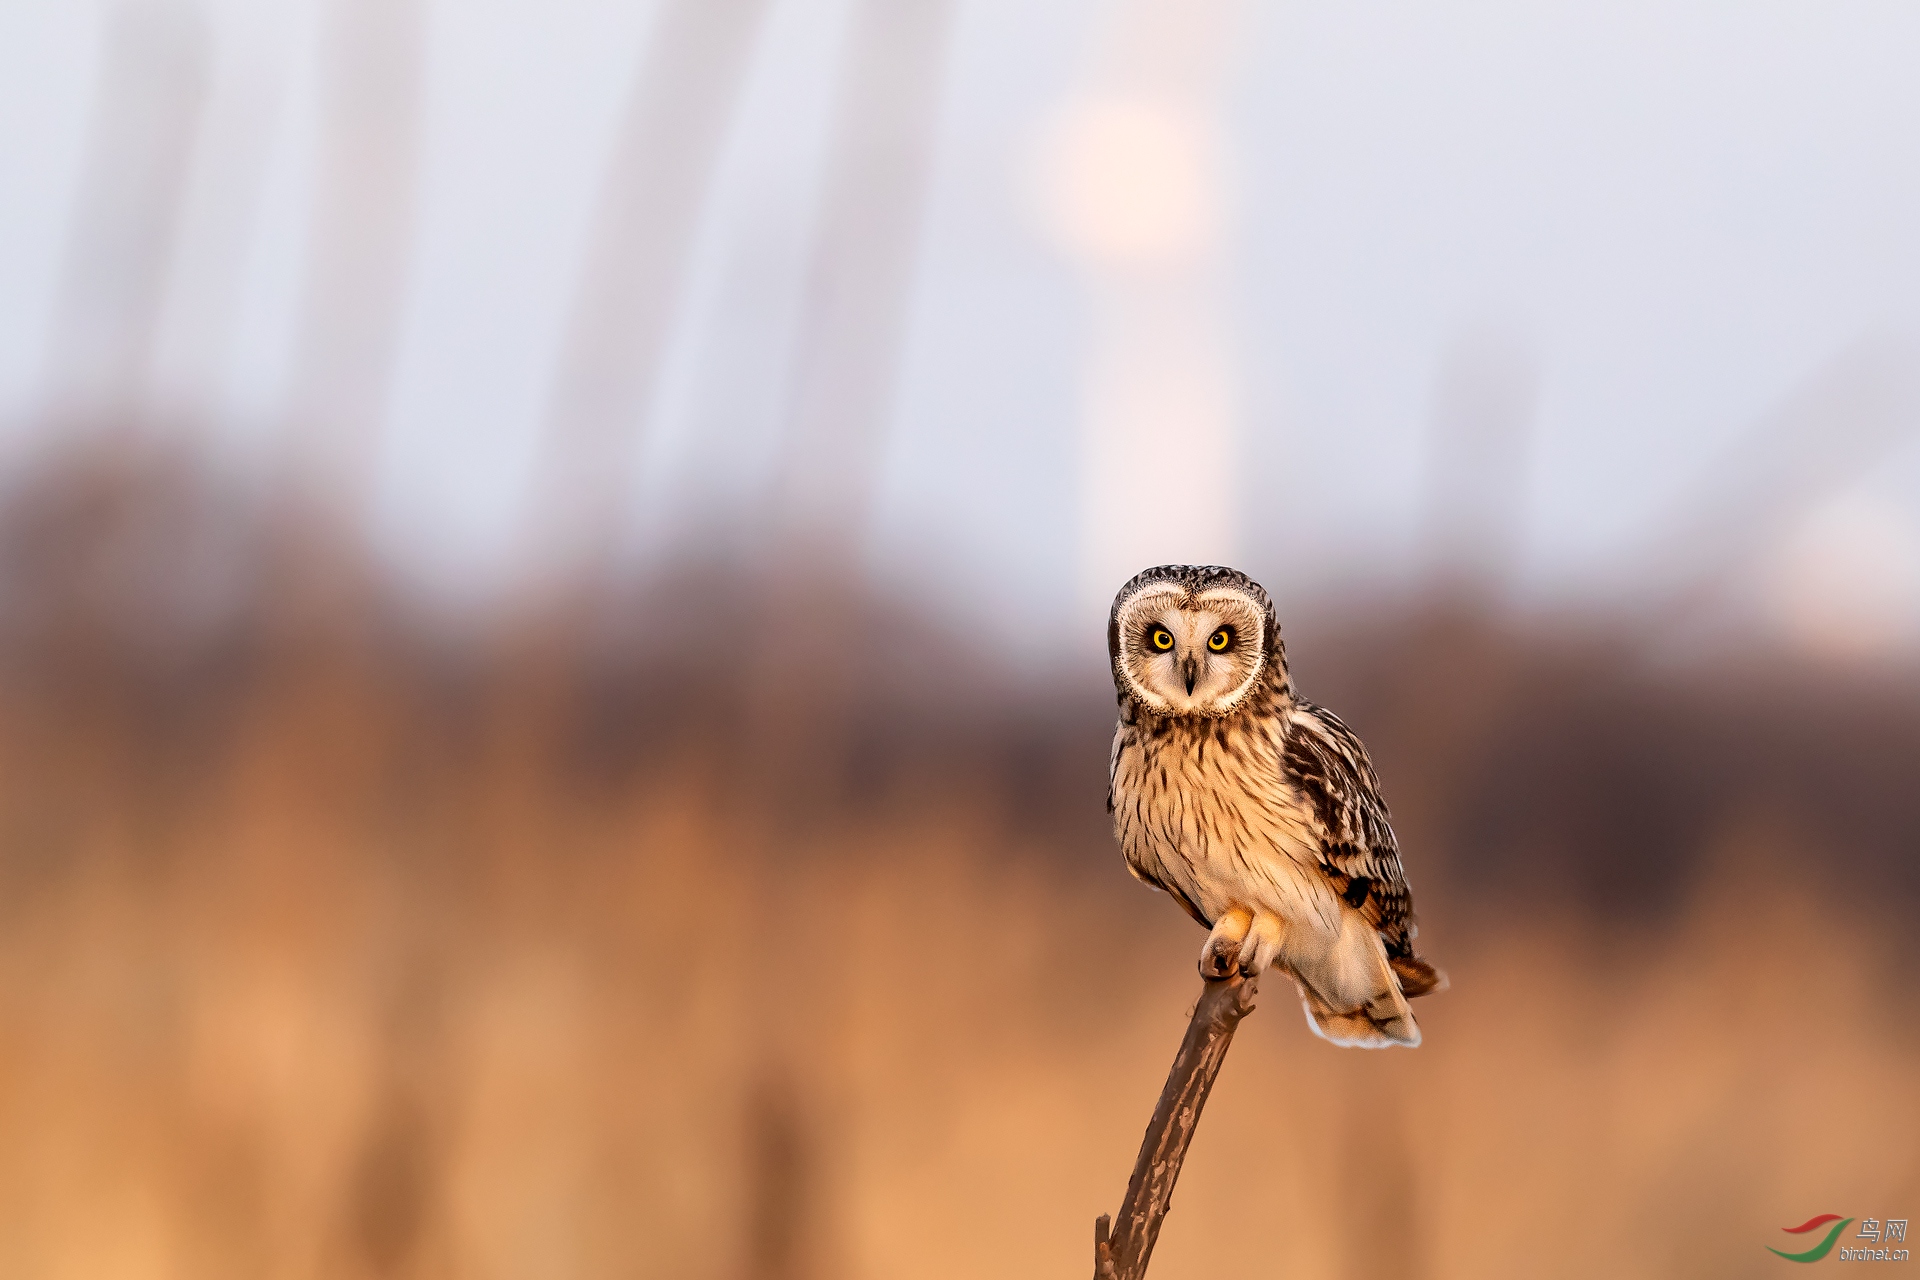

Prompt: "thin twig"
[1094,973,1259,1280]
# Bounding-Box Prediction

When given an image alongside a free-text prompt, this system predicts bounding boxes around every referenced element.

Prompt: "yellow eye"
[1150,629,1174,652]
[1208,628,1231,652]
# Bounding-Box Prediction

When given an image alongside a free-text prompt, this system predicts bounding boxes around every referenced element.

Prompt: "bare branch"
[1094,973,1259,1280]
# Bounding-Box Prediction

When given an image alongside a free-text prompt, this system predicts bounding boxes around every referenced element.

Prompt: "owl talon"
[1198,943,1241,980]
[1198,908,1253,980]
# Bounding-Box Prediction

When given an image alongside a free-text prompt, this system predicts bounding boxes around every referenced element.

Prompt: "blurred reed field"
[5,0,1920,1278]
[1,451,1917,1280]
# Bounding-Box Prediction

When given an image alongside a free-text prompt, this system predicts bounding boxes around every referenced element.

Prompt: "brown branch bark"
[1093,973,1259,1280]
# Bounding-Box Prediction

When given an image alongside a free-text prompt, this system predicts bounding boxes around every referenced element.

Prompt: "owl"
[1107,564,1443,1047]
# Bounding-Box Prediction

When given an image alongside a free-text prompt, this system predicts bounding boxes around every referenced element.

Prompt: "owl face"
[1112,578,1270,718]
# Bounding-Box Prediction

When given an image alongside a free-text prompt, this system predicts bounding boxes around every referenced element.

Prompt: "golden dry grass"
[0,472,1915,1278]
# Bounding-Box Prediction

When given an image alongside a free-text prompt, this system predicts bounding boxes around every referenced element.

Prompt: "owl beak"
[1181,655,1198,695]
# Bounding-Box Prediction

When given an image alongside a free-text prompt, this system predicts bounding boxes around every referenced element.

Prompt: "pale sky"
[1,0,1917,657]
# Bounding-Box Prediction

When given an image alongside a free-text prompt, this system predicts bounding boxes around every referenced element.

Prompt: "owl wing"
[1280,700,1416,958]
[1125,858,1211,928]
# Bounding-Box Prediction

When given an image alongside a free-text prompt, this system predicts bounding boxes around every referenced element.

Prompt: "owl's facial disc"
[1116,586,1266,717]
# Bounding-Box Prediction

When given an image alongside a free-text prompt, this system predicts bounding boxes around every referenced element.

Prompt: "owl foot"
[1199,908,1253,979]
[1199,944,1238,979]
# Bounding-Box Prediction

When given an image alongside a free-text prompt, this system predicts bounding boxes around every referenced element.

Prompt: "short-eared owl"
[1107,565,1443,1048]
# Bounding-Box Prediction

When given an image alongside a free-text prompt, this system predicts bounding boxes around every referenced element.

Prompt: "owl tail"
[1298,980,1421,1049]
[1290,918,1441,1049]
[1295,945,1436,1049]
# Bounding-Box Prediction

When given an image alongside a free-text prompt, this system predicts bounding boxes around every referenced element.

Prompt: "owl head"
[1108,565,1287,718]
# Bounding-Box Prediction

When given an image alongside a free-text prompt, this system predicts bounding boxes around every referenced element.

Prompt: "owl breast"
[1111,710,1343,936]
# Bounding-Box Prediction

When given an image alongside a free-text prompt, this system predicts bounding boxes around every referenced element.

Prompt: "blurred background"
[1,1,1918,1277]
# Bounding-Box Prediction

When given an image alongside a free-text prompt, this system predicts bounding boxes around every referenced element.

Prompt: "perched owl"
[1107,564,1443,1048]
